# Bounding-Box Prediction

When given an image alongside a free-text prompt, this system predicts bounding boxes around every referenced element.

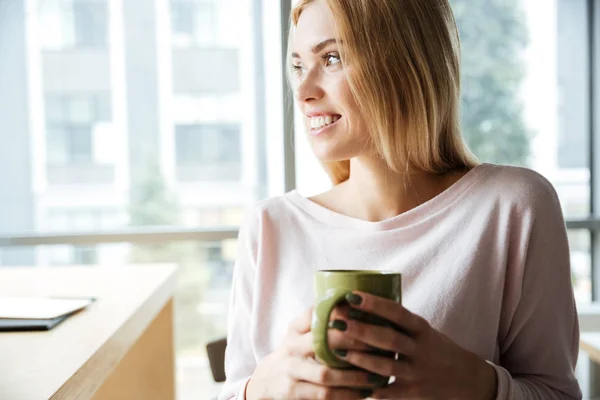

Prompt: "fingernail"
[328,319,347,331]
[367,373,384,384]
[359,389,373,398]
[346,293,363,305]
[348,308,366,320]
[333,348,347,357]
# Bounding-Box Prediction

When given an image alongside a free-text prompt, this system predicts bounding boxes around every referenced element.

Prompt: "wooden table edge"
[50,265,179,399]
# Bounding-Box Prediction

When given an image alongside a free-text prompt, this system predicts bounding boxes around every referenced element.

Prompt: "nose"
[295,68,325,104]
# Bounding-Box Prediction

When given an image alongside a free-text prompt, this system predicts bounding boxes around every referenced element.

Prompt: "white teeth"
[308,115,340,129]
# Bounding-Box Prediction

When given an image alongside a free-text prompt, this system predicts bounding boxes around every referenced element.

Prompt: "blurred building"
[0,0,263,266]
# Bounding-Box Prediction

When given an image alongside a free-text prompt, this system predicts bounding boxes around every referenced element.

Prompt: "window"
[73,1,108,47]
[45,95,111,125]
[39,0,108,50]
[452,0,592,302]
[557,0,588,170]
[171,2,196,37]
[171,0,218,47]
[47,126,93,164]
[175,124,242,181]
[43,209,121,265]
[46,95,111,166]
[48,245,98,265]
[72,246,98,264]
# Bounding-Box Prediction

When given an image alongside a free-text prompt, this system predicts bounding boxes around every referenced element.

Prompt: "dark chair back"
[206,337,227,383]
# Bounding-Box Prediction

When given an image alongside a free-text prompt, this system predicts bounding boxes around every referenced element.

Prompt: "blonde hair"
[290,0,479,185]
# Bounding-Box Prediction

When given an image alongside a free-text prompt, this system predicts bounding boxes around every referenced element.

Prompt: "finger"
[286,318,371,359]
[287,331,315,358]
[371,382,420,399]
[288,357,378,390]
[342,318,416,355]
[330,303,351,321]
[347,292,426,335]
[290,307,314,334]
[327,326,372,352]
[336,350,416,382]
[290,381,372,400]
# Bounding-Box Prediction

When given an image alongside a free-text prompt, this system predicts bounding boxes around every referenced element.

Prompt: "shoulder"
[244,193,294,222]
[477,163,561,213]
[238,193,298,237]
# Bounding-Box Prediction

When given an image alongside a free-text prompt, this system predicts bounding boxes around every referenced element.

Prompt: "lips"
[307,114,342,130]
[308,114,342,136]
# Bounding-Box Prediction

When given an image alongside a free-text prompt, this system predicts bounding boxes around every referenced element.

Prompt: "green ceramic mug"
[311,270,402,387]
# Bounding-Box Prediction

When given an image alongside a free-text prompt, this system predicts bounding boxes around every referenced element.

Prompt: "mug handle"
[312,289,353,368]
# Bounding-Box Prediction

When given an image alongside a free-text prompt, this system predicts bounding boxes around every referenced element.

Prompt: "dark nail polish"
[348,308,366,320]
[328,319,347,331]
[359,389,373,398]
[333,348,348,357]
[346,293,363,305]
[367,373,384,384]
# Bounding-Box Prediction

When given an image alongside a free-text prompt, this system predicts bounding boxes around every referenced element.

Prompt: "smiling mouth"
[308,114,342,132]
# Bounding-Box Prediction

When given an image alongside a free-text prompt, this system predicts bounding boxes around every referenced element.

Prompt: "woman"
[219,0,582,399]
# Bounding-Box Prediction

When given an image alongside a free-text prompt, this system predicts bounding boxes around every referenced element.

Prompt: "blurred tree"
[129,160,181,263]
[128,160,213,353]
[451,0,532,166]
[129,161,179,227]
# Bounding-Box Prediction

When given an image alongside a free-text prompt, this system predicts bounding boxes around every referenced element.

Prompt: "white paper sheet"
[0,296,95,320]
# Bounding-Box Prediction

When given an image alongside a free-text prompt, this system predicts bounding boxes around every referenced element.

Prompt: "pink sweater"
[219,163,582,399]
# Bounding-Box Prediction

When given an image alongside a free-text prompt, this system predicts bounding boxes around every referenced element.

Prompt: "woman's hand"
[245,306,379,400]
[328,292,497,400]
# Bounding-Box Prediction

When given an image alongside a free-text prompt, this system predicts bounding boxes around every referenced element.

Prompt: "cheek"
[331,77,362,128]
[334,77,355,109]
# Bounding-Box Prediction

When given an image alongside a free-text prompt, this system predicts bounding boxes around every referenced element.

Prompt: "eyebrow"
[291,38,339,59]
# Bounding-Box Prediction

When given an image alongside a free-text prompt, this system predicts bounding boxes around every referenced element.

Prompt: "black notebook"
[0,296,96,332]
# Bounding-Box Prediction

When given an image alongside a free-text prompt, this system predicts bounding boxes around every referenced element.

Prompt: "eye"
[323,52,341,67]
[292,63,306,76]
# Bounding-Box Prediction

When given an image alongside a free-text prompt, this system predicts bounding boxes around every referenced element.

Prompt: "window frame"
[588,0,600,300]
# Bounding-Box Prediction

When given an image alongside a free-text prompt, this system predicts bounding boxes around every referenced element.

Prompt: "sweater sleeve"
[217,210,259,400]
[491,178,581,399]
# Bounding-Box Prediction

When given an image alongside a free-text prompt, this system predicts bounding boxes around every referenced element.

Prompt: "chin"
[310,144,354,163]
[308,128,368,163]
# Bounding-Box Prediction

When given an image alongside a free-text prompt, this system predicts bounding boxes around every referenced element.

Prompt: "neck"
[340,156,450,222]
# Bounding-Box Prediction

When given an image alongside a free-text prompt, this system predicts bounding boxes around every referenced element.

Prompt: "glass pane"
[171,1,197,46]
[0,240,233,397]
[39,0,76,49]
[293,0,591,220]
[569,230,592,304]
[0,0,279,237]
[67,126,93,163]
[175,124,242,181]
[45,95,66,123]
[95,94,112,122]
[67,97,94,124]
[73,1,108,48]
[47,127,69,165]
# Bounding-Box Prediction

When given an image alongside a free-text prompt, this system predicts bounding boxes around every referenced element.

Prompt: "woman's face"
[291,0,369,162]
